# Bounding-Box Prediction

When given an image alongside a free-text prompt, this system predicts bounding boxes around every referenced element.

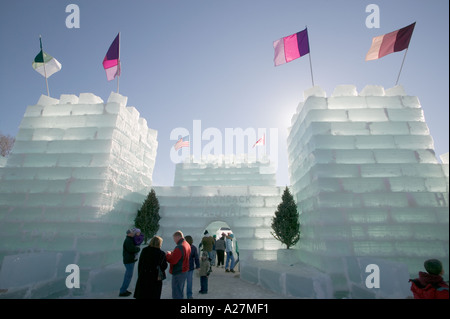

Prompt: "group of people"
[119,228,239,299]
[199,230,239,273]
[119,228,448,299]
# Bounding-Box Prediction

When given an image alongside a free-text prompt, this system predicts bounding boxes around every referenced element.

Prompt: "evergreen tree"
[135,189,160,244]
[271,186,300,249]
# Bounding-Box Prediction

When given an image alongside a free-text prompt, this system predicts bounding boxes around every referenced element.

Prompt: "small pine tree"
[271,186,300,249]
[135,189,161,244]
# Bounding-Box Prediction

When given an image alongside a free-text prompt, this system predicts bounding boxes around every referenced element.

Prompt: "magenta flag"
[274,28,310,66]
[103,33,120,81]
[366,22,415,61]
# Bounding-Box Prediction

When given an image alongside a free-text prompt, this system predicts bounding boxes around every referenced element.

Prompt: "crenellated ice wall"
[287,85,449,290]
[0,92,158,272]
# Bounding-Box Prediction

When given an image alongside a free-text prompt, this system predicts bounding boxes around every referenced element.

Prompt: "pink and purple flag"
[103,33,121,81]
[365,22,415,61]
[274,28,310,66]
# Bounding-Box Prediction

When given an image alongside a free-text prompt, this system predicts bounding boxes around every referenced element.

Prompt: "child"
[132,228,144,261]
[409,259,449,299]
[199,251,211,294]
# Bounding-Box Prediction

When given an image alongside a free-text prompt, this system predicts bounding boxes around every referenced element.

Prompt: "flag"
[274,28,310,66]
[32,37,62,78]
[253,135,265,148]
[365,22,416,61]
[103,33,121,81]
[174,136,190,151]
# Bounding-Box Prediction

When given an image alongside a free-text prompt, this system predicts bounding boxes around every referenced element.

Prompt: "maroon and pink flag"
[273,28,310,66]
[365,22,415,61]
[103,33,121,81]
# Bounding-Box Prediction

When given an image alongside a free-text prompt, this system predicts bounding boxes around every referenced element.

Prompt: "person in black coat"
[134,236,168,299]
[119,229,140,297]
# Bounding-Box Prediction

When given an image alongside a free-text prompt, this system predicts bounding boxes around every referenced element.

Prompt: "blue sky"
[0,0,448,186]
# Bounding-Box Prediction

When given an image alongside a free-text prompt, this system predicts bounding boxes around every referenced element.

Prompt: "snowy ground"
[77,264,294,299]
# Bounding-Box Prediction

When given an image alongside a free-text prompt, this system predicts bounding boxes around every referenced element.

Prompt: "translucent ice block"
[366,96,403,109]
[359,85,385,96]
[59,94,79,104]
[387,108,424,122]
[369,122,410,135]
[41,105,72,117]
[328,96,366,109]
[348,109,388,122]
[331,85,358,97]
[37,94,59,106]
[78,93,104,104]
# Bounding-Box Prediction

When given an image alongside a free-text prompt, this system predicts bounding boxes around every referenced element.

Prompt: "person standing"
[166,230,191,299]
[185,235,200,299]
[119,229,140,297]
[134,236,167,299]
[201,230,215,271]
[132,228,144,260]
[225,234,235,273]
[210,235,217,267]
[215,233,226,268]
[199,251,211,294]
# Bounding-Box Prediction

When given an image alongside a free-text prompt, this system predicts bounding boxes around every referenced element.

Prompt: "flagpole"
[395,48,408,86]
[306,26,315,87]
[117,32,121,93]
[40,35,50,96]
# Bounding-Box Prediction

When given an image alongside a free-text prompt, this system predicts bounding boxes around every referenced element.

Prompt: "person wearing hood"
[409,259,449,299]
[225,234,235,273]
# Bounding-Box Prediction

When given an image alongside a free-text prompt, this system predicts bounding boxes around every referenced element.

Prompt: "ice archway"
[154,186,283,262]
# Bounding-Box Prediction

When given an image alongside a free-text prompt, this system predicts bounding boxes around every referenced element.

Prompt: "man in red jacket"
[410,259,449,299]
[166,230,191,299]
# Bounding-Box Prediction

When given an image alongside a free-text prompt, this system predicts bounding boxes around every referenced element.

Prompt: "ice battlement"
[287,84,449,283]
[0,92,158,272]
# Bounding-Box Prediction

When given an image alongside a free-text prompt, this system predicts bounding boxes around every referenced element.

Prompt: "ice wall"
[154,185,283,261]
[174,154,276,186]
[287,85,449,290]
[0,92,158,274]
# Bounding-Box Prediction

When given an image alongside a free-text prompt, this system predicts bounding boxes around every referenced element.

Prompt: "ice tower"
[0,92,158,274]
[287,85,449,289]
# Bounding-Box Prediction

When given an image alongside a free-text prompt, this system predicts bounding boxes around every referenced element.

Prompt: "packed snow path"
[80,264,293,299]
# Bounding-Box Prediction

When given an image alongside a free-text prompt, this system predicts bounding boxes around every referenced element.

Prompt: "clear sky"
[0,0,448,186]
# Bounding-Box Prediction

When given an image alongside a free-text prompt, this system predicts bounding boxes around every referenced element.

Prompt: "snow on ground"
[76,264,294,299]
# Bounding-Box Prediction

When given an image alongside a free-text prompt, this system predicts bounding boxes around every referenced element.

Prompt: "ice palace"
[0,85,448,298]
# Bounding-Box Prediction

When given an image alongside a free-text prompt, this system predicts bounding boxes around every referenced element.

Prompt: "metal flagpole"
[117,32,121,93]
[395,48,408,86]
[40,35,50,96]
[306,26,315,87]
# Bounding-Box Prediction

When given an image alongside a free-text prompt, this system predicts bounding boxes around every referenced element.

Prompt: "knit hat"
[133,228,141,233]
[424,259,443,275]
[126,229,134,235]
